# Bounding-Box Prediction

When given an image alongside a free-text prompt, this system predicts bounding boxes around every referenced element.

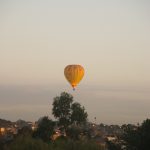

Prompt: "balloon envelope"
[64,65,84,90]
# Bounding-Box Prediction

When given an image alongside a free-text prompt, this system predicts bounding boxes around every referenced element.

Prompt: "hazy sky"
[0,0,150,124]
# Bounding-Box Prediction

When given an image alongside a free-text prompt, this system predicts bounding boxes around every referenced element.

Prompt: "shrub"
[4,135,49,150]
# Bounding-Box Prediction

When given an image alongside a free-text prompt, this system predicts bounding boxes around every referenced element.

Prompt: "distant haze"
[0,0,150,125]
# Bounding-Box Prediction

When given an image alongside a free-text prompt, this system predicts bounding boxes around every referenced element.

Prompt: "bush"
[51,138,103,150]
[33,116,55,142]
[4,134,103,150]
[4,135,49,150]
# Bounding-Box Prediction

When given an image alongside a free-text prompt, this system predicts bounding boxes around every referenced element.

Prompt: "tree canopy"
[123,119,150,150]
[71,102,88,125]
[52,92,88,130]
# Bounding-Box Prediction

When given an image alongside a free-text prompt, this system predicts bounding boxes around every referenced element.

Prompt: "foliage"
[71,102,88,125]
[52,92,73,129]
[140,119,150,149]
[18,126,33,136]
[123,126,140,150]
[66,126,82,140]
[4,135,49,150]
[123,119,150,150]
[4,134,103,150]
[51,138,102,150]
[52,92,88,130]
[66,125,91,141]
[106,141,121,150]
[33,116,55,142]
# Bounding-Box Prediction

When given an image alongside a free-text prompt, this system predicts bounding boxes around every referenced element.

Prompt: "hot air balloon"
[64,64,85,90]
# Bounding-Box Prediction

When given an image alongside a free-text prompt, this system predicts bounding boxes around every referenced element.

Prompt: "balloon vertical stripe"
[64,65,84,90]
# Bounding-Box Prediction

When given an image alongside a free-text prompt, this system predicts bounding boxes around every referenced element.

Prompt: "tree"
[52,92,73,130]
[71,102,88,125]
[123,119,150,150]
[139,119,150,149]
[52,92,88,131]
[33,116,55,142]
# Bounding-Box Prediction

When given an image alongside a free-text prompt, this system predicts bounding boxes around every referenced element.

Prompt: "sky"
[0,0,150,125]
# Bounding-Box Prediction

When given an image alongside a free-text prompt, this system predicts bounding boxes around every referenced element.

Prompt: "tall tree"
[52,92,88,131]
[52,92,73,130]
[139,119,150,149]
[123,119,150,150]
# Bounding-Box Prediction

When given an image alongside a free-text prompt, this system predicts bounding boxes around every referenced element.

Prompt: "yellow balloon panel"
[64,65,84,89]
